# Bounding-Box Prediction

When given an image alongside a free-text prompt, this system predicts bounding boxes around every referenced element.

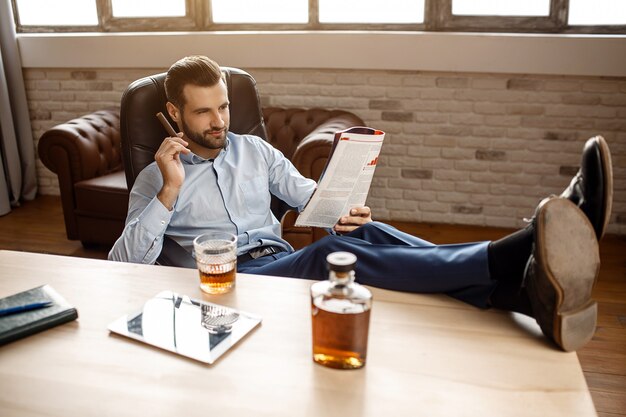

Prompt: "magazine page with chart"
[295,127,385,228]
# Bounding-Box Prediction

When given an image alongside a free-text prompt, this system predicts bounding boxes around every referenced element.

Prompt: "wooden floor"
[1,195,624,416]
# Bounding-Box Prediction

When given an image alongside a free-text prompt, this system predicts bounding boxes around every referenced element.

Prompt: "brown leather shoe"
[525,197,600,351]
[561,136,613,240]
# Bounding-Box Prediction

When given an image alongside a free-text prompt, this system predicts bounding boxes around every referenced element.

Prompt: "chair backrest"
[120,67,267,189]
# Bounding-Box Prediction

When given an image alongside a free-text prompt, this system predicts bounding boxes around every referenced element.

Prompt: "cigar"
[156,112,178,137]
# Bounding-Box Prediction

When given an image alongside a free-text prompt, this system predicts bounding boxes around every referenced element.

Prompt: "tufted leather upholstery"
[39,110,122,179]
[39,80,364,250]
[38,109,128,246]
[264,108,364,179]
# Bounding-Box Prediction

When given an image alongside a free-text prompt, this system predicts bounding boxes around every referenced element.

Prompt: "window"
[434,0,557,32]
[434,0,626,33]
[318,0,425,24]
[12,0,626,33]
[111,0,186,18]
[569,0,626,25]
[15,0,97,26]
[452,0,550,17]
[212,0,308,24]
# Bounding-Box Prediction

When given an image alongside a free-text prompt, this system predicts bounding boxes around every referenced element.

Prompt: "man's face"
[174,81,230,154]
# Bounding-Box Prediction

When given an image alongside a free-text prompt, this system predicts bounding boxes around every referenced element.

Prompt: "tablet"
[108,290,262,364]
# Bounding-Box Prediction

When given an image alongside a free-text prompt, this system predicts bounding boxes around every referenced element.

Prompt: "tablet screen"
[108,290,262,364]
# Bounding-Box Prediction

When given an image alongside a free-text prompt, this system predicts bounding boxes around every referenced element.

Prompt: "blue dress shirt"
[108,132,317,264]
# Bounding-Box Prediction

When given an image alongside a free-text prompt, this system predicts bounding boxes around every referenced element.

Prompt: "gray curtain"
[0,0,37,215]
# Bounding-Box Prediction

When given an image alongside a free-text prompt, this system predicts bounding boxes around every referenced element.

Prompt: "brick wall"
[24,68,626,235]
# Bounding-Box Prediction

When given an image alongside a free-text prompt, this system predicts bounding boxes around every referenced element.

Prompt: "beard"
[181,116,228,151]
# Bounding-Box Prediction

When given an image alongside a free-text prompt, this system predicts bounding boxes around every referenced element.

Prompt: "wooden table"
[0,250,596,416]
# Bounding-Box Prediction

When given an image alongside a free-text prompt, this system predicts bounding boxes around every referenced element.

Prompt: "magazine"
[295,126,385,228]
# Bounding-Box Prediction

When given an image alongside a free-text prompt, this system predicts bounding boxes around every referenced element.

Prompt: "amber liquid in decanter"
[310,252,372,370]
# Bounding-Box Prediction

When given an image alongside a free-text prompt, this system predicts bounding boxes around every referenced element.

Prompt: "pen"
[0,301,53,317]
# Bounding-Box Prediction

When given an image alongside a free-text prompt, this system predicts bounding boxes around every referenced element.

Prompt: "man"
[110,55,613,352]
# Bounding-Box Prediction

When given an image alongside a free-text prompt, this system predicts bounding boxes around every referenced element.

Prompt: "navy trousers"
[238,222,495,308]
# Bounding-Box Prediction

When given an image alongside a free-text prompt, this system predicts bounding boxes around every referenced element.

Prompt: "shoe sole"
[594,136,613,239]
[535,198,600,351]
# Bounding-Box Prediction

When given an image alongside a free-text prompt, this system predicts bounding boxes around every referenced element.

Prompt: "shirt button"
[161,220,166,225]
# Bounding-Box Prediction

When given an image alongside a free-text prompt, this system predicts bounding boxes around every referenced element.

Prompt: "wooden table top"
[0,250,596,416]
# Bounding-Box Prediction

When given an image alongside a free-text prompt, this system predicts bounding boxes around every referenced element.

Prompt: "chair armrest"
[157,236,197,269]
[38,109,122,183]
[280,209,330,251]
[291,111,364,181]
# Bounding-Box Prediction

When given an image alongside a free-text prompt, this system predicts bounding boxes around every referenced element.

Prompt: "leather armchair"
[38,73,364,253]
[38,109,128,247]
[120,68,269,267]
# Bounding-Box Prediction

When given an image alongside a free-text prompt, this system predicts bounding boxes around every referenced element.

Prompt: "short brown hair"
[164,55,225,109]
